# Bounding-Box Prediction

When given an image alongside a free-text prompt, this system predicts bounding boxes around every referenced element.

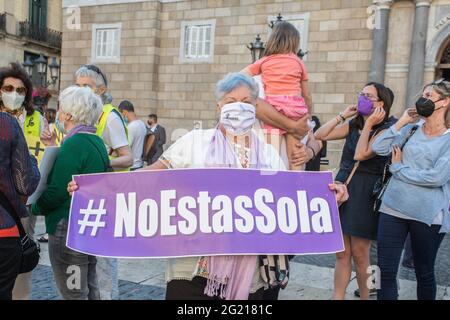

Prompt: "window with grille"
[91,23,121,63]
[180,20,215,63]
[29,0,47,29]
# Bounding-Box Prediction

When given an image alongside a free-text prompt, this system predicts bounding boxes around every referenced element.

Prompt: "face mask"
[220,102,256,135]
[1,91,25,111]
[357,95,374,116]
[55,112,66,134]
[415,97,444,118]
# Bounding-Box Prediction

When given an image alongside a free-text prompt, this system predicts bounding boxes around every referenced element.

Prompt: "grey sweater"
[372,123,450,233]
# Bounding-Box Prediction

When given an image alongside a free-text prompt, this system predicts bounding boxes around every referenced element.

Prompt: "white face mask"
[220,102,256,135]
[1,91,25,111]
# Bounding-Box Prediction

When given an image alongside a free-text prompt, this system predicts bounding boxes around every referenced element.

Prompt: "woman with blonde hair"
[373,79,450,300]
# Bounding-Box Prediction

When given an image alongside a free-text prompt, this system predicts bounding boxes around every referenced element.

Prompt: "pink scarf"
[203,126,270,300]
[62,124,97,144]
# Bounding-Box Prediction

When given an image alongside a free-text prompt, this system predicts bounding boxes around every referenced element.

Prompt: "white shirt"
[160,128,286,171]
[127,119,147,169]
[150,124,158,133]
[162,128,285,290]
[102,111,129,151]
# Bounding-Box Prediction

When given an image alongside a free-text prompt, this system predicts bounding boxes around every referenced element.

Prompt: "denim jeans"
[0,237,21,300]
[49,219,99,300]
[96,256,119,300]
[377,213,445,300]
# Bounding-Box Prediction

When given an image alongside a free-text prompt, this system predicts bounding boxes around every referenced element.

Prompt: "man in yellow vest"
[75,65,132,171]
[23,108,46,165]
[24,87,55,165]
[74,65,132,300]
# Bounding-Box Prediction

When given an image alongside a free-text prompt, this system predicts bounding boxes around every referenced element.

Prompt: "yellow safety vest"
[24,110,45,165]
[96,104,130,171]
[49,123,64,146]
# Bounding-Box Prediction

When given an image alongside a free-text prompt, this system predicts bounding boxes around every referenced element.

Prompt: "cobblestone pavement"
[293,233,450,288]
[31,264,166,300]
[30,215,449,300]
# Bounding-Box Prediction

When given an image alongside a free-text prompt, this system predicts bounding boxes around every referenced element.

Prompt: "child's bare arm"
[301,80,313,113]
[240,66,254,76]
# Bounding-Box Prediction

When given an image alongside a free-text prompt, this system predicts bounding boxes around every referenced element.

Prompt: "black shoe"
[354,288,377,297]
[402,260,414,269]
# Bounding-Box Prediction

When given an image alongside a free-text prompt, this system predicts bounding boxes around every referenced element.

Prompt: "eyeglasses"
[358,92,380,102]
[82,64,108,87]
[1,85,27,96]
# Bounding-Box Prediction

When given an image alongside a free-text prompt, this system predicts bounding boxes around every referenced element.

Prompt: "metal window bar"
[19,20,62,49]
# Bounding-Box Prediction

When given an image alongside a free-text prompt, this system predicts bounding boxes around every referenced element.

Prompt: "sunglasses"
[82,64,108,87]
[431,78,450,95]
[1,85,27,96]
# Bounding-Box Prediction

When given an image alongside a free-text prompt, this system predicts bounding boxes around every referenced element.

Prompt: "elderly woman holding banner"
[69,73,349,300]
[32,86,109,300]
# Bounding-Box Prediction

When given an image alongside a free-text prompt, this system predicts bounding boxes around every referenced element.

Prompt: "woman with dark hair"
[0,63,40,300]
[0,63,47,161]
[0,62,46,299]
[315,82,396,299]
[0,62,33,117]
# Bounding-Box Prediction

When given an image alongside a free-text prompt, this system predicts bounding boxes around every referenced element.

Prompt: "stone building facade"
[60,0,450,170]
[0,0,62,105]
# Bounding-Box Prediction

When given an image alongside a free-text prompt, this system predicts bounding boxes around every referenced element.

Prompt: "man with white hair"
[74,65,132,300]
[75,65,132,170]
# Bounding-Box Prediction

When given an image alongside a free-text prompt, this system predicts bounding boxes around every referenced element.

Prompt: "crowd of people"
[0,20,448,301]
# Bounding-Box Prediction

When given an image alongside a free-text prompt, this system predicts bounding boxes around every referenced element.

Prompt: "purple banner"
[67,169,344,258]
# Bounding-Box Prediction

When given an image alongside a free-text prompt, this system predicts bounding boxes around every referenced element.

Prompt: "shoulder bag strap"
[81,135,111,171]
[344,161,360,187]
[378,125,420,198]
[401,125,419,150]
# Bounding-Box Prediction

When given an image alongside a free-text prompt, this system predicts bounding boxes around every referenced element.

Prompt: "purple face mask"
[357,95,374,116]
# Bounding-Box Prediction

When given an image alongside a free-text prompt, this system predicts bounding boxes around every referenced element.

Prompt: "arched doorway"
[435,36,450,81]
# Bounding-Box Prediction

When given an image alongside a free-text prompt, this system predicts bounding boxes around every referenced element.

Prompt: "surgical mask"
[55,112,66,134]
[220,102,256,135]
[415,97,444,118]
[1,91,25,111]
[357,95,374,116]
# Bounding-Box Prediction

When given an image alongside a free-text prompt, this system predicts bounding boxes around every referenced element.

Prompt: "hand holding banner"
[67,168,344,258]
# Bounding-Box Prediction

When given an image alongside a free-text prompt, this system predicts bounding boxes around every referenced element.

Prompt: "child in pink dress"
[241,21,312,170]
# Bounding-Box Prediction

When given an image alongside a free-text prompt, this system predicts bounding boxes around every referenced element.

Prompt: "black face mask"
[415,97,444,118]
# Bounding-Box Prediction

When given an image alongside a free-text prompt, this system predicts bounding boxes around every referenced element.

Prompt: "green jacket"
[32,133,109,235]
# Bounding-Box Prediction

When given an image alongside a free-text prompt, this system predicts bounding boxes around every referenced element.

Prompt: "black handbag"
[0,191,40,274]
[373,125,419,214]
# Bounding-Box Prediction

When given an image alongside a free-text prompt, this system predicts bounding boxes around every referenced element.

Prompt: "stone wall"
[59,0,450,170]
[60,0,376,170]
[60,1,160,117]
[0,0,63,109]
